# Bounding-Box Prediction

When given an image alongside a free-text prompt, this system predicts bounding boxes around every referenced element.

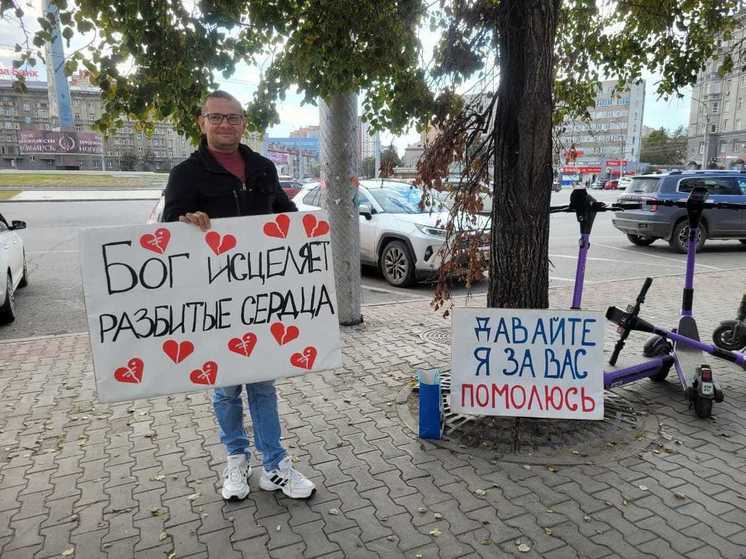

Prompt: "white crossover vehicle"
[0,212,28,324]
[294,180,490,287]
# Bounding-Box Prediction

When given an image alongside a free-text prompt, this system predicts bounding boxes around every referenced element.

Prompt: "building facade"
[557,79,646,182]
[687,21,746,168]
[0,69,263,171]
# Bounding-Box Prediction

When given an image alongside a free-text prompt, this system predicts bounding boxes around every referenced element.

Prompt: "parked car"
[590,179,605,190]
[612,170,746,252]
[278,176,304,199]
[617,176,633,190]
[0,213,28,324]
[603,179,619,190]
[294,180,491,287]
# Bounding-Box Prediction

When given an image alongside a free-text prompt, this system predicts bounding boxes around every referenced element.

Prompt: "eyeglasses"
[201,112,244,125]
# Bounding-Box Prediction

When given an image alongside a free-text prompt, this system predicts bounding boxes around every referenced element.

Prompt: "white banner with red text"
[80,211,342,402]
[451,308,605,420]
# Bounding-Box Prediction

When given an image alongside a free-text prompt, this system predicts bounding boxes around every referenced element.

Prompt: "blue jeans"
[212,380,286,470]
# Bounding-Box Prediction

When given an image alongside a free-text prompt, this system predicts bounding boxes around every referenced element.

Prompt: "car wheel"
[668,221,705,254]
[626,234,656,247]
[18,252,28,288]
[380,240,415,287]
[0,272,16,325]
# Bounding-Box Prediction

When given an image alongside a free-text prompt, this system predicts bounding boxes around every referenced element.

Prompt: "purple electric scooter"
[551,187,746,418]
[606,187,746,418]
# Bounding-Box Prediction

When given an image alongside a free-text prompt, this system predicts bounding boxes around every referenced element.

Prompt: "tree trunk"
[320,93,363,325]
[488,0,560,309]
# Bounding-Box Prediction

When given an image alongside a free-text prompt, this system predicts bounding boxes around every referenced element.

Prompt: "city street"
[1,189,745,340]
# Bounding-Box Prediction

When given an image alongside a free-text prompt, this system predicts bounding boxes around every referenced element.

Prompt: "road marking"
[549,253,681,268]
[592,242,724,271]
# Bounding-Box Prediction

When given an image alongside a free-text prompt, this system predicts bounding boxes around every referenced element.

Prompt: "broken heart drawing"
[162,340,194,364]
[140,228,171,254]
[270,322,300,346]
[205,231,237,256]
[114,357,144,384]
[190,361,219,385]
[228,333,258,357]
[290,346,317,370]
[263,214,291,238]
[302,214,330,238]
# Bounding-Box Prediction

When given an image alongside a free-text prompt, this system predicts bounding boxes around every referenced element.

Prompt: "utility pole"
[320,93,362,325]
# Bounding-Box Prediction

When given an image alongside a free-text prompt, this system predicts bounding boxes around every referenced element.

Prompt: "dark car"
[612,170,746,252]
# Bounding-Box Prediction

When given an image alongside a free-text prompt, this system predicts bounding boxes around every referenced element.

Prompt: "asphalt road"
[1,189,745,341]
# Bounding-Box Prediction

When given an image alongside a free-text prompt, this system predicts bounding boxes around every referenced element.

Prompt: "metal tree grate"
[420,327,450,347]
[422,370,644,440]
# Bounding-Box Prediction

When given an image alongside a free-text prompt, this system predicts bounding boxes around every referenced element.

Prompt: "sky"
[0,6,694,154]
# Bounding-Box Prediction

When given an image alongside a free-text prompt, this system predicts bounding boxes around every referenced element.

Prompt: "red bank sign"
[19,130,103,155]
[0,66,40,79]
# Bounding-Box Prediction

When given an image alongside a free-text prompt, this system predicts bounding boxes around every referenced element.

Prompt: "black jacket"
[162,138,297,222]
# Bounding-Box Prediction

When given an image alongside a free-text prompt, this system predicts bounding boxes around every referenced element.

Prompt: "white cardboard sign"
[80,211,342,402]
[451,308,605,420]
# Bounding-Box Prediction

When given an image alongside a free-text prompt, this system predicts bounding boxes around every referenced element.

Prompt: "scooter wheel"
[643,336,673,382]
[712,322,746,351]
[694,396,713,419]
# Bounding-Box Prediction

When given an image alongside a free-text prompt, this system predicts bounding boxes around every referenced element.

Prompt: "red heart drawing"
[228,333,258,357]
[205,231,237,256]
[162,340,194,364]
[263,214,291,239]
[114,357,144,384]
[270,322,300,346]
[290,346,318,370]
[302,214,330,238]
[140,228,171,254]
[190,361,218,385]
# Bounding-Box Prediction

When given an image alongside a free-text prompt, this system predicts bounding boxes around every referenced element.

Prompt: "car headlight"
[415,224,446,238]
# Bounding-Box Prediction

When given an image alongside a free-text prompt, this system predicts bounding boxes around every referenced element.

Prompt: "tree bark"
[488,0,560,309]
[320,93,363,325]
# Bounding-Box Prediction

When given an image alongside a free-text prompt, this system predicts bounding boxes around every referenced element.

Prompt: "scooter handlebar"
[549,202,641,213]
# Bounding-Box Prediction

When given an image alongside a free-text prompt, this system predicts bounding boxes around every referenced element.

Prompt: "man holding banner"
[162,91,316,500]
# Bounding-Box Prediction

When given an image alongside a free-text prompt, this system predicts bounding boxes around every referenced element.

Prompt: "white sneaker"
[221,454,252,501]
[259,457,316,499]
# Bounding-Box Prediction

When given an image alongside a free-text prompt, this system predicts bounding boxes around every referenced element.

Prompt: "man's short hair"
[201,90,242,113]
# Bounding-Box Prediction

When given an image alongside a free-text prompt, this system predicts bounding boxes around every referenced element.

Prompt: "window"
[737,178,746,194]
[724,119,729,131]
[22,103,30,111]
[678,177,741,195]
[712,101,719,113]
[302,186,321,207]
[711,124,718,133]
[739,98,744,109]
[738,119,742,130]
[720,141,727,153]
[628,177,662,193]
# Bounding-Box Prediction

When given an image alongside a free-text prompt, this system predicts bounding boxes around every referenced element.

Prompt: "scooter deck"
[675,316,703,384]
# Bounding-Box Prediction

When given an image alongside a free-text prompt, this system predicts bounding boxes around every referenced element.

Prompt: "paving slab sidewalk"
[1,269,746,559]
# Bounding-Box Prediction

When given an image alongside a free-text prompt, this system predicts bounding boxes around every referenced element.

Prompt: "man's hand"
[179,211,211,232]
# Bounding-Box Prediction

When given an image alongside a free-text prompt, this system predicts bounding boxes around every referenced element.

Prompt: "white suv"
[294,180,490,287]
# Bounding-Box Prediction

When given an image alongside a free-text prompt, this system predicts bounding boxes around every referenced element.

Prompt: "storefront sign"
[19,130,103,155]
